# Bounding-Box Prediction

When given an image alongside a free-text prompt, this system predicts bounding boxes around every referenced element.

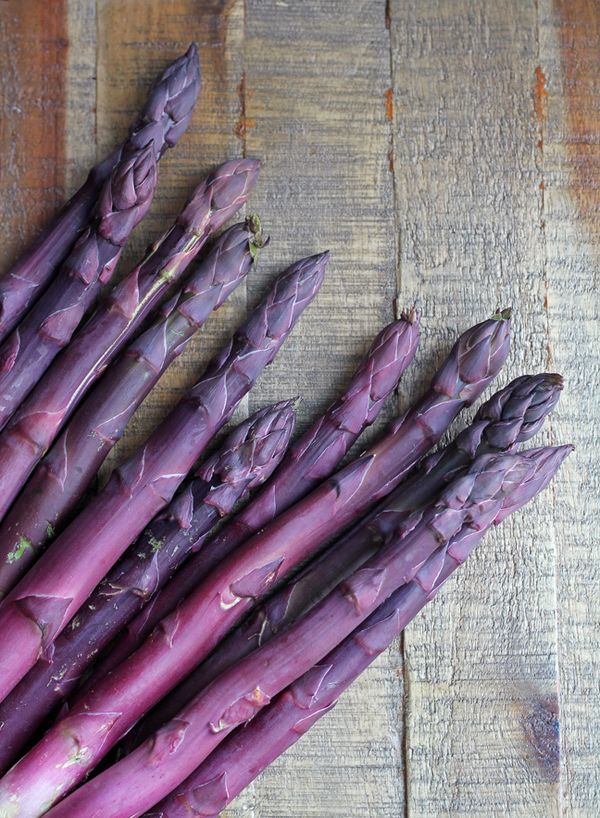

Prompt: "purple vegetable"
[35,446,570,818]
[0,251,327,701]
[207,316,421,554]
[100,311,508,675]
[127,372,563,746]
[0,311,512,814]
[0,159,259,529]
[0,143,157,436]
[145,447,570,818]
[0,214,262,596]
[0,400,294,774]
[0,45,200,343]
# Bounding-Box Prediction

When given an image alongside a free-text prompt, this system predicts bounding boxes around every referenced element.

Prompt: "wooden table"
[1,2,598,816]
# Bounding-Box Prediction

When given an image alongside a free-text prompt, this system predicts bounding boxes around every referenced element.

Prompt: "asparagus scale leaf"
[0,251,327,703]
[127,372,563,746]
[0,45,200,342]
[0,401,294,774]
[0,142,158,438]
[36,447,569,818]
[0,212,262,597]
[98,310,421,675]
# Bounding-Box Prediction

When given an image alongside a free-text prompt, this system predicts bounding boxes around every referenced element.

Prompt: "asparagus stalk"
[100,311,507,674]
[127,372,563,745]
[145,447,570,818]
[0,251,326,701]
[0,160,260,526]
[34,447,569,818]
[206,317,422,554]
[0,142,158,434]
[0,215,262,595]
[0,45,200,343]
[0,401,295,774]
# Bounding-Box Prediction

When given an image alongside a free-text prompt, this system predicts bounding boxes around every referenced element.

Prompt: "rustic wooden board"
[389,2,562,816]
[0,0,598,816]
[0,1,68,268]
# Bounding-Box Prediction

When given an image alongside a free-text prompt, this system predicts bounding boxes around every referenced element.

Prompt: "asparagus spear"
[0,251,326,701]
[0,401,295,774]
[33,447,569,818]
[126,372,563,745]
[99,311,506,673]
[0,159,260,525]
[0,214,262,595]
[0,142,158,433]
[0,45,200,343]
[205,316,422,554]
[145,446,570,818]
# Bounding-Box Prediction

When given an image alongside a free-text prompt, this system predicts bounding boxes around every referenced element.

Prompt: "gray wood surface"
[0,1,598,816]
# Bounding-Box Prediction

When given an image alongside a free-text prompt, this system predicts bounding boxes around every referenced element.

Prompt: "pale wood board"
[0,0,598,816]
[389,1,562,816]
[540,2,600,816]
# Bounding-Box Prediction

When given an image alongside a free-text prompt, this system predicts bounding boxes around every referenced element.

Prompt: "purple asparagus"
[145,447,570,818]
[0,45,200,342]
[0,159,260,527]
[33,446,570,818]
[127,372,563,744]
[207,317,421,552]
[0,401,294,774]
[0,251,327,701]
[0,214,262,595]
[99,311,506,674]
[0,142,157,434]
[0,313,512,810]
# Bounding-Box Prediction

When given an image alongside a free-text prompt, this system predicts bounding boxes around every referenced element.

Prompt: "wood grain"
[0,0,68,270]
[0,1,598,815]
[541,2,600,815]
[389,1,562,816]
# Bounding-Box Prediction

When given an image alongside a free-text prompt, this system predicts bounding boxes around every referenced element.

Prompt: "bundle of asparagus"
[0,44,573,818]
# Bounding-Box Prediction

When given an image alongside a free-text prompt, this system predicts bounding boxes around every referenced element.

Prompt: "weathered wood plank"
[540,2,600,815]
[0,0,68,270]
[228,2,402,816]
[95,0,247,480]
[389,2,561,816]
[65,0,97,196]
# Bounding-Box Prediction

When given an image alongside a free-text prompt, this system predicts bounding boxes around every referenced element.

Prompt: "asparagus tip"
[399,305,419,324]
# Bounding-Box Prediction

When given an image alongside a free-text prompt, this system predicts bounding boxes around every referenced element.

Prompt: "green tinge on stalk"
[0,400,295,775]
